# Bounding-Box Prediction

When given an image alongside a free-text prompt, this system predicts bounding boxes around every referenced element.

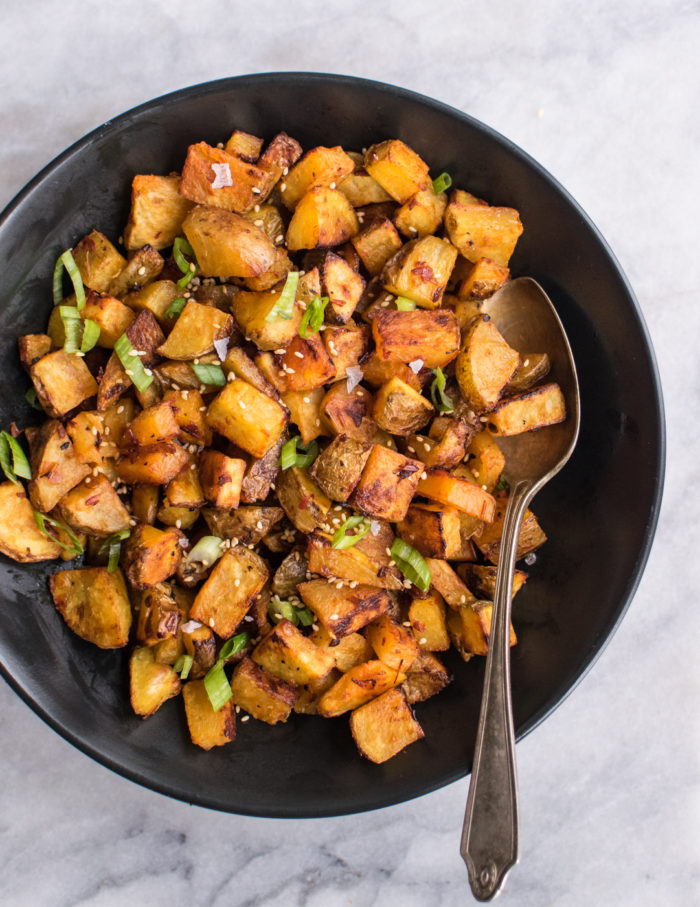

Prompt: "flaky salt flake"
[181,620,203,633]
[370,520,381,537]
[346,365,363,393]
[211,162,233,188]
[524,552,537,566]
[214,337,230,361]
[408,358,424,374]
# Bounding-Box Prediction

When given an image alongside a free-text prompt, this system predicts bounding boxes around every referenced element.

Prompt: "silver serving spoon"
[460,277,581,900]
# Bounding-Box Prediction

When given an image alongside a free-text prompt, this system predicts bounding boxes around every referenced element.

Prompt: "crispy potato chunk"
[156,301,233,360]
[206,378,287,459]
[129,646,181,717]
[230,657,298,724]
[458,564,527,599]
[394,187,447,238]
[124,174,194,250]
[282,387,325,445]
[372,309,460,369]
[180,142,273,213]
[320,382,376,442]
[116,442,190,485]
[445,194,523,266]
[131,485,158,526]
[276,466,331,533]
[18,334,51,371]
[96,352,130,411]
[182,623,217,679]
[277,332,337,392]
[182,205,279,280]
[225,129,264,161]
[306,532,403,591]
[199,450,246,509]
[125,401,180,446]
[0,482,62,562]
[447,600,517,659]
[373,377,434,436]
[365,614,419,673]
[81,292,135,348]
[240,432,286,504]
[337,153,392,206]
[361,351,421,392]
[318,660,405,717]
[30,350,98,418]
[350,444,423,522]
[232,267,320,350]
[350,687,424,763]
[58,475,131,536]
[364,140,430,203]
[402,651,451,704]
[309,434,372,502]
[49,567,131,648]
[424,557,476,607]
[351,217,403,276]
[475,495,547,564]
[465,431,506,492]
[136,584,181,646]
[298,580,391,640]
[308,250,365,323]
[287,187,359,251]
[398,503,462,559]
[190,547,269,638]
[281,146,355,209]
[323,322,369,380]
[418,468,497,521]
[162,389,212,447]
[309,627,375,672]
[108,245,164,298]
[408,590,450,651]
[183,679,236,749]
[456,257,510,300]
[456,316,521,412]
[382,235,457,309]
[505,352,551,394]
[487,383,566,436]
[122,524,183,589]
[252,619,335,685]
[203,505,284,547]
[26,419,91,513]
[124,280,181,325]
[72,230,126,293]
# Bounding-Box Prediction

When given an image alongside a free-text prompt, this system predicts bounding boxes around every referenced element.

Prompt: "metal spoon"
[460,277,581,900]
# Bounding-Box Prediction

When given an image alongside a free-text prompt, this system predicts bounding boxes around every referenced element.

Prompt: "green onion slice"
[174,654,194,680]
[33,511,84,557]
[190,363,226,387]
[279,436,318,470]
[0,432,31,484]
[80,318,101,353]
[173,237,199,290]
[114,333,153,392]
[265,271,299,322]
[332,514,370,549]
[25,388,42,411]
[53,250,86,310]
[165,297,187,318]
[269,598,298,624]
[494,475,510,493]
[98,529,130,572]
[299,295,329,337]
[186,535,224,567]
[203,660,232,711]
[395,296,417,311]
[432,172,452,195]
[296,607,315,627]
[430,367,454,413]
[219,632,250,660]
[390,538,431,591]
[59,306,82,353]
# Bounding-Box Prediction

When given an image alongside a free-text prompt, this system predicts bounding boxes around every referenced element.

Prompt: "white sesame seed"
[419,637,427,645]
[239,399,246,409]
[283,167,289,176]
[421,472,428,480]
[407,446,415,453]
[144,368,153,376]
[125,369,134,376]
[275,234,284,243]
[216,142,224,149]
[280,182,287,191]
[286,367,295,374]
[312,623,319,631]
[523,359,530,367]
[473,469,480,478]
[256,521,264,529]
[254,219,264,227]
[85,477,92,485]
[330,613,339,620]
[175,519,182,529]
[241,715,249,722]
[137,266,147,276]
[254,204,261,212]
[303,396,311,404]
[235,578,241,586]
[129,517,136,525]
[294,351,304,359]
[460,595,467,603]
[252,187,261,194]
[329,182,336,189]
[117,406,124,414]
[481,484,488,490]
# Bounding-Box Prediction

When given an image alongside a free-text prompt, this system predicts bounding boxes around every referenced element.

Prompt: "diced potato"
[394,187,447,238]
[123,280,181,325]
[475,495,547,563]
[445,196,523,266]
[364,140,430,203]
[156,301,233,360]
[162,389,212,446]
[372,309,460,369]
[232,287,304,351]
[373,377,433,436]
[277,332,336,392]
[402,651,451,704]
[456,257,510,300]
[108,245,164,298]
[297,579,391,640]
[338,156,393,206]
[318,660,406,717]
[125,309,166,365]
[206,378,287,458]
[293,670,342,716]
[199,450,246,509]
[0,482,62,562]
[136,584,181,646]
[182,205,279,280]
[311,250,366,323]
[57,475,131,536]
[323,322,369,379]
[276,466,331,533]
[72,230,126,293]
[116,442,190,485]
[179,142,273,213]
[163,458,204,510]
[487,383,566,436]
[424,557,476,607]
[101,399,137,446]
[361,351,421,392]
[240,431,285,504]
[350,444,423,522]
[132,485,159,525]
[458,563,527,599]
[365,614,419,672]
[506,352,551,394]
[183,679,236,749]
[157,502,199,529]
[190,547,269,638]
[124,174,195,250]
[81,292,135,348]
[252,619,335,685]
[306,532,403,590]
[286,187,359,251]
[456,315,521,412]
[408,590,450,651]
[281,146,355,209]
[222,346,282,402]
[397,503,462,559]
[30,350,98,418]
[281,387,325,445]
[309,626,375,672]
[382,235,457,309]
[225,129,264,161]
[418,468,496,521]
[447,600,517,659]
[350,687,424,763]
[320,382,376,442]
[125,401,180,447]
[421,416,473,469]
[351,217,403,276]
[49,567,131,648]
[202,505,284,546]
[27,420,91,513]
[182,622,217,679]
[230,657,298,724]
[96,352,130,411]
[465,431,506,492]
[18,334,51,370]
[129,646,181,717]
[309,434,372,502]
[257,131,303,183]
[122,524,183,589]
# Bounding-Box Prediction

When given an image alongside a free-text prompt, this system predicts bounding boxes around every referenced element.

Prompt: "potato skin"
[182,205,279,279]
[49,567,132,648]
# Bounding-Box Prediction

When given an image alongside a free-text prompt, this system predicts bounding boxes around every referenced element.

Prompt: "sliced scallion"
[98,529,130,572]
[25,388,42,411]
[299,295,329,337]
[80,318,101,353]
[494,475,510,493]
[165,297,187,319]
[174,654,194,680]
[395,296,416,311]
[33,511,84,557]
[203,660,232,711]
[296,607,315,627]
[190,363,226,387]
[265,271,299,322]
[173,237,199,290]
[219,632,250,660]
[432,172,452,195]
[390,538,431,591]
[59,306,82,353]
[114,333,153,392]
[332,514,370,549]
[269,598,298,624]
[53,250,86,310]
[186,535,224,567]
[279,436,318,470]
[0,431,31,484]
[430,367,454,413]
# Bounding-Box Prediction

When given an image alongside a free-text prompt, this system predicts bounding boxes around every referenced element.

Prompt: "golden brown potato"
[161,389,212,447]
[423,557,476,607]
[308,249,366,323]
[373,377,434,436]
[447,600,517,659]
[458,563,528,599]
[129,646,181,717]
[397,504,462,559]
[323,322,369,380]
[309,434,372,502]
[445,193,523,266]
[0,482,62,562]
[364,140,430,203]
[351,217,403,276]
[49,567,132,648]
[402,651,451,704]
[30,350,98,419]
[108,245,164,298]
[222,347,283,403]
[240,432,286,504]
[72,230,126,293]
[350,444,423,522]
[286,187,359,251]
[190,547,269,638]
[252,619,335,685]
[26,419,91,513]
[394,186,447,238]
[231,269,310,350]
[183,679,236,750]
[225,129,264,161]
[80,292,135,348]
[182,205,279,280]
[455,256,510,300]
[163,458,204,511]
[122,524,183,589]
[372,309,460,370]
[505,352,551,394]
[125,402,180,447]
[306,532,403,591]
[487,383,566,436]
[320,382,376,442]
[182,622,217,679]
[202,505,284,546]
[318,660,405,717]
[338,154,392,207]
[132,485,159,526]
[350,687,424,763]
[465,431,506,492]
[361,351,421,392]
[135,584,181,646]
[123,280,181,325]
[156,301,233,360]
[382,236,457,309]
[230,657,298,724]
[408,590,450,651]
[18,334,51,371]
[456,315,521,412]
[276,466,331,534]
[199,450,246,509]
[179,142,273,213]
[281,387,325,445]
[418,468,497,522]
[474,495,547,564]
[365,614,419,673]
[297,579,391,640]
[281,146,355,209]
[58,475,131,536]
[116,442,190,486]
[206,378,288,458]
[96,352,130,411]
[124,174,194,251]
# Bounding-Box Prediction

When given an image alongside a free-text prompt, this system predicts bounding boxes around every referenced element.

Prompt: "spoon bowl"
[460,277,581,900]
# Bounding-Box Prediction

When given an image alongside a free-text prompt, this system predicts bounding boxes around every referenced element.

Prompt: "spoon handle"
[461,479,532,901]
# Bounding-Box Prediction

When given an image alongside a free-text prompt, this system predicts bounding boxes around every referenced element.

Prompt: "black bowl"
[0,73,664,817]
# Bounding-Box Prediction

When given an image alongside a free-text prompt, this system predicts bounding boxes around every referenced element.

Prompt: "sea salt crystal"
[181,620,203,633]
[408,358,424,374]
[370,520,381,537]
[214,337,230,361]
[345,365,363,393]
[211,162,233,188]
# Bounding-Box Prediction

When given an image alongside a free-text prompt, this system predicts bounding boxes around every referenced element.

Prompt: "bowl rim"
[0,72,666,817]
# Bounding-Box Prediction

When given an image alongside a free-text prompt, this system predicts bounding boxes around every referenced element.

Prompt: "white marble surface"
[1,1,698,904]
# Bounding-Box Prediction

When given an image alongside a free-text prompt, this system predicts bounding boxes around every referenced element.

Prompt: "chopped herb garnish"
[165,297,187,318]
[98,529,131,572]
[0,431,31,484]
[219,632,250,660]
[265,271,299,322]
[190,363,226,386]
[174,654,194,680]
[279,436,318,470]
[80,318,101,353]
[59,306,82,353]
[395,296,417,311]
[390,538,431,591]
[332,514,370,549]
[299,295,329,337]
[114,333,153,392]
[430,367,454,413]
[33,512,84,557]
[53,250,86,310]
[203,632,250,710]
[432,172,452,195]
[268,598,314,627]
[494,475,510,493]
[172,237,199,290]
[186,535,224,567]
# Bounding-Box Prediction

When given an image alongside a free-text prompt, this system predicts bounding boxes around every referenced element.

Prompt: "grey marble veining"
[1,1,698,904]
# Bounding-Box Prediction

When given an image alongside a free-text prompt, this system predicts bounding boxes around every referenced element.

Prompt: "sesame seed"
[189,262,196,272]
[199,405,206,412]
[244,614,254,622]
[421,472,427,480]
[125,369,134,376]
[419,637,427,645]
[482,484,488,490]
[385,548,392,556]
[407,446,415,453]
[239,400,246,409]
[315,419,321,427]
[275,234,284,243]
[137,266,147,276]
[234,578,241,586]
[283,167,289,176]
[286,367,295,374]
[329,182,336,189]
[312,623,319,631]
[235,705,240,713]
[175,519,182,528]
[473,470,480,478]
[144,368,153,376]
[241,715,249,722]
[335,582,343,590]
[303,396,311,403]
[104,427,111,436]
[252,187,261,194]
[254,219,264,227]
[424,443,432,451]
[460,595,467,603]
[349,581,358,589]
[330,613,339,620]
[129,517,136,525]
[256,521,263,529]
[403,621,411,627]
[280,182,287,191]
[523,359,530,367]
[216,142,224,149]
[117,406,124,414]
[254,204,261,212]
[92,467,100,477]
[85,477,92,485]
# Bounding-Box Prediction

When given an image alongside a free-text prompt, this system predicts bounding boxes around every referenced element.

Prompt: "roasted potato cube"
[351,217,403,277]
[27,419,91,513]
[81,291,135,348]
[124,309,166,365]
[350,444,423,522]
[506,352,551,394]
[129,646,181,717]
[49,567,131,648]
[306,532,403,591]
[276,332,337,392]
[402,651,451,704]
[487,383,566,436]
[157,503,199,530]
[309,434,372,502]
[298,579,391,640]
[421,416,473,469]
[180,142,273,213]
[372,309,460,370]
[373,377,433,436]
[418,468,496,522]
[124,174,194,250]
[318,660,406,718]
[199,450,246,509]
[361,351,421,392]
[116,442,190,485]
[394,186,447,238]
[156,300,233,360]
[445,196,523,266]
[475,495,547,563]
[320,382,376,442]
[382,235,457,309]
[240,431,285,504]
[243,202,286,245]
[287,187,359,251]
[293,670,342,716]
[225,129,264,161]
[202,505,284,546]
[276,466,331,533]
[364,140,430,203]
[108,245,164,297]
[323,323,369,379]
[338,154,392,207]
[125,401,180,447]
[230,657,298,724]
[408,589,450,651]
[465,430,506,492]
[190,547,269,638]
[456,315,521,412]
[350,687,424,763]
[456,257,510,300]
[458,563,528,599]
[365,614,419,673]
[30,349,98,418]
[447,600,517,659]
[57,475,131,536]
[232,287,304,351]
[281,146,355,209]
[222,347,283,403]
[161,389,212,446]
[72,230,126,293]
[182,205,279,280]
[311,250,366,323]
[182,621,217,679]
[309,626,375,672]
[183,679,236,749]
[132,485,159,525]
[206,378,287,458]
[424,557,476,607]
[18,334,51,371]
[256,131,303,184]
[163,458,204,510]
[271,548,308,599]
[0,482,62,562]
[122,524,183,589]
[281,387,325,445]
[124,280,181,324]
[96,352,130,411]
[252,619,335,685]
[136,584,181,646]
[397,504,462,559]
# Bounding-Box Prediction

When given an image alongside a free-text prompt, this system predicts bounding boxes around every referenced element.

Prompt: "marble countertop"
[1,1,697,904]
